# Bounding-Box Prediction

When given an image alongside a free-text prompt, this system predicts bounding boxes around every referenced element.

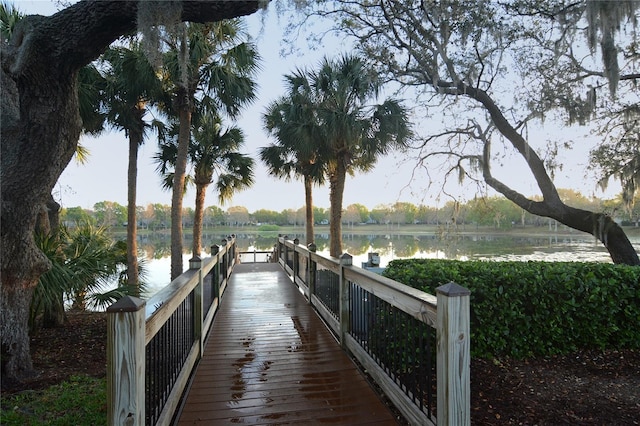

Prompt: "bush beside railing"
[107,236,237,426]
[384,259,640,359]
[276,237,470,426]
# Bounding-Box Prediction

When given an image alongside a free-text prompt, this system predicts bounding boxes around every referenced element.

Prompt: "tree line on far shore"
[63,189,640,231]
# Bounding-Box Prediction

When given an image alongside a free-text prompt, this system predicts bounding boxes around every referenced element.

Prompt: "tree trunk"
[467,84,640,266]
[328,161,347,257]
[1,0,263,382]
[1,285,37,384]
[304,176,314,245]
[1,55,79,382]
[171,100,192,279]
[127,130,140,293]
[40,196,66,328]
[553,205,638,265]
[34,195,60,236]
[193,183,209,256]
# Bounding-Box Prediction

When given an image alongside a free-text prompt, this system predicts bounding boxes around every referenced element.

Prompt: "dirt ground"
[3,311,639,425]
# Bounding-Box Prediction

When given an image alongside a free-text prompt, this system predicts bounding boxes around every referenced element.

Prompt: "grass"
[0,375,106,425]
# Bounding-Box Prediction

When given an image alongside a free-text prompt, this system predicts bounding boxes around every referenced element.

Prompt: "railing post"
[225,236,232,272]
[282,236,288,272]
[436,282,471,426]
[229,235,237,266]
[307,243,317,305]
[211,245,220,299]
[338,253,352,349]
[220,239,228,281]
[107,296,146,426]
[190,255,203,357]
[293,238,300,280]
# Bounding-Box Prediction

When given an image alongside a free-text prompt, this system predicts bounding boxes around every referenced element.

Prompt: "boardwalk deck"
[176,263,398,425]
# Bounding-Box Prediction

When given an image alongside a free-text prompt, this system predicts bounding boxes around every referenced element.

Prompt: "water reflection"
[134,230,638,297]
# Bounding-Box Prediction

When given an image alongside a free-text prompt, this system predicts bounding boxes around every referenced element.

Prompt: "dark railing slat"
[109,236,469,426]
[108,237,237,426]
[275,236,469,426]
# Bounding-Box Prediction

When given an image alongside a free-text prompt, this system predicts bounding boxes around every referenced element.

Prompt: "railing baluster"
[108,236,468,426]
[108,237,237,426]
[307,243,316,304]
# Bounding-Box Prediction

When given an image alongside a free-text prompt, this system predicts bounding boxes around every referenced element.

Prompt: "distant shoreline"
[108,223,640,239]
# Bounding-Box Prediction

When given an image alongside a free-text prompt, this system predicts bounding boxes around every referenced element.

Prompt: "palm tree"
[190,113,254,255]
[161,20,260,279]
[304,54,412,257]
[156,111,254,256]
[100,42,166,291]
[260,71,328,245]
[31,223,144,332]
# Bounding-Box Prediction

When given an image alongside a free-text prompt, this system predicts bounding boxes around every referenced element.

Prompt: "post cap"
[340,253,353,266]
[106,296,146,313]
[436,282,470,297]
[189,255,201,269]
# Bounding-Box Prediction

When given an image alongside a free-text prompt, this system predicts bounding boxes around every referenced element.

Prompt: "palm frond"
[0,2,22,42]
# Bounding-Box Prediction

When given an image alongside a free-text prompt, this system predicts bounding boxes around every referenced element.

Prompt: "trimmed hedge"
[383,259,640,358]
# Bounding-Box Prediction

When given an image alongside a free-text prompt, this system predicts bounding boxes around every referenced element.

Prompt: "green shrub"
[383,259,640,358]
[257,224,280,232]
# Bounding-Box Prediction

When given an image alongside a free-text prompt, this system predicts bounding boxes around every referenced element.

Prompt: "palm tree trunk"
[0,0,263,385]
[328,161,347,257]
[304,176,314,245]
[171,102,192,280]
[193,183,208,256]
[127,131,140,292]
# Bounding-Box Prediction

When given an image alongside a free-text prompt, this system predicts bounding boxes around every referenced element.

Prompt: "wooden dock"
[176,263,398,425]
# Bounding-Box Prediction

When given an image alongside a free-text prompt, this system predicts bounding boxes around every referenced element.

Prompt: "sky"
[19,1,621,213]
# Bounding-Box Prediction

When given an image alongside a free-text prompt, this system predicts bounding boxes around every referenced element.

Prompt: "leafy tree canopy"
[286,0,639,264]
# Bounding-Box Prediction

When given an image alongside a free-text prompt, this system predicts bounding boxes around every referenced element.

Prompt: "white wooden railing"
[106,236,237,426]
[107,235,470,426]
[276,236,470,426]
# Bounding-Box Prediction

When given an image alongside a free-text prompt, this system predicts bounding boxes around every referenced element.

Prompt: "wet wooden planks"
[176,263,397,425]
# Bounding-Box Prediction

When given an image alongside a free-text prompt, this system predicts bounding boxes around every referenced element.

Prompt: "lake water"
[139,231,640,297]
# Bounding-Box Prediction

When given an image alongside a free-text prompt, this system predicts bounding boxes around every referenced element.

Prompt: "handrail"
[106,236,238,426]
[276,236,470,426]
[106,235,469,425]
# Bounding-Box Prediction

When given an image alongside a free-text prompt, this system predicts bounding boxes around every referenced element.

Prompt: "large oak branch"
[5,0,263,77]
[460,84,639,265]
